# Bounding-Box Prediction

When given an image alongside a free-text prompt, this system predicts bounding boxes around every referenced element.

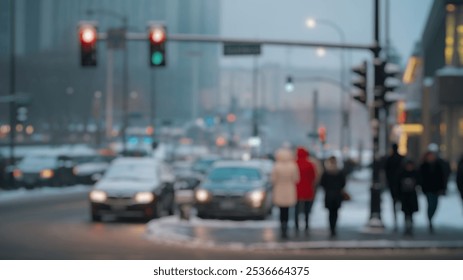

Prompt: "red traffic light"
[80,26,97,44]
[226,113,236,123]
[149,27,166,43]
[318,126,327,143]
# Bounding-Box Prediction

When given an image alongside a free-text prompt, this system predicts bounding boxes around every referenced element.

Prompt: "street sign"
[223,43,261,55]
[107,28,126,49]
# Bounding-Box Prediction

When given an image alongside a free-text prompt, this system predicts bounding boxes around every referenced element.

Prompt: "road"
[1,190,463,260]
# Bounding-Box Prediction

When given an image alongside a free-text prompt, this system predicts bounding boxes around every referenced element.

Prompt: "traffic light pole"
[252,56,259,138]
[368,0,384,230]
[9,0,16,169]
[121,18,129,153]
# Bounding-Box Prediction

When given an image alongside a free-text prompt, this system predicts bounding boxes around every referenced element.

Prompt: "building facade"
[0,0,220,143]
[402,0,463,165]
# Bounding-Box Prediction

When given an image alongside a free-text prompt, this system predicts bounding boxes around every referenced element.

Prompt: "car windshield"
[72,155,100,164]
[19,156,57,168]
[207,167,261,182]
[104,163,157,181]
[192,158,217,172]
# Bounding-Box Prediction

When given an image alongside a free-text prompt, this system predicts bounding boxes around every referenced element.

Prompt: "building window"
[445,4,456,65]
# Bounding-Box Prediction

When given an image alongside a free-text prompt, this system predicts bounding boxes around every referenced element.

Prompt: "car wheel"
[91,213,102,222]
[153,201,163,218]
[167,202,175,216]
[197,212,208,219]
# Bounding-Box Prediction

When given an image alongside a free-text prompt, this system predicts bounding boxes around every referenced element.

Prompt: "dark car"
[194,161,273,220]
[13,154,75,188]
[89,157,175,222]
[72,155,116,185]
[191,155,221,175]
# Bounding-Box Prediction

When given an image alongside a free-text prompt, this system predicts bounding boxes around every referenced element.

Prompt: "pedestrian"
[428,143,451,192]
[271,147,299,239]
[397,159,419,236]
[456,155,463,204]
[320,156,346,237]
[419,150,446,233]
[294,147,316,235]
[0,153,5,190]
[384,143,404,231]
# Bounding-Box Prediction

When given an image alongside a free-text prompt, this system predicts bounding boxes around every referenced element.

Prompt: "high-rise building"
[0,0,220,137]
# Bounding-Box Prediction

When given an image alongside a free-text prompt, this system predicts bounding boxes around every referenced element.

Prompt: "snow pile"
[0,185,90,203]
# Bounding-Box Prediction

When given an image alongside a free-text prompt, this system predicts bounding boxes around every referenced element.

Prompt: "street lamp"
[86,9,129,152]
[316,47,326,57]
[93,91,103,146]
[306,17,349,152]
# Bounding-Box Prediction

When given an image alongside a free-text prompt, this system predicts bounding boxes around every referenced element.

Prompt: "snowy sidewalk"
[146,169,463,251]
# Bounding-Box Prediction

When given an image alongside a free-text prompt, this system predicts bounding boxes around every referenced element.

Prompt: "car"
[191,155,221,175]
[171,161,204,220]
[72,155,116,185]
[194,160,273,220]
[13,154,75,188]
[88,157,175,222]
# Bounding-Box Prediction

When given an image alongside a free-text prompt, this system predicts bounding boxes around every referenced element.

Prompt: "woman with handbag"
[320,156,347,237]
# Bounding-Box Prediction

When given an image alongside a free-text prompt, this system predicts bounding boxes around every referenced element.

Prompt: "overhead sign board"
[223,43,261,55]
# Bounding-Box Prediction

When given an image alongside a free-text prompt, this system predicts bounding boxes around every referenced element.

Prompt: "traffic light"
[148,24,167,67]
[78,23,97,67]
[375,60,401,102]
[226,113,236,123]
[318,126,327,144]
[351,60,368,105]
[285,76,294,92]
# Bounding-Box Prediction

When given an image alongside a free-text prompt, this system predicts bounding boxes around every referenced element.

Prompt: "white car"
[88,157,175,222]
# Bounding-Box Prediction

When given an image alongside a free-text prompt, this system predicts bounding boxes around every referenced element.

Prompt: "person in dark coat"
[397,159,419,235]
[457,155,463,202]
[320,156,346,237]
[419,151,446,233]
[294,147,316,234]
[383,143,404,230]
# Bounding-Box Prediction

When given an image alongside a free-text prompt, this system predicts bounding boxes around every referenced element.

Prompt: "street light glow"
[150,28,166,43]
[316,47,326,57]
[80,26,96,44]
[306,18,316,28]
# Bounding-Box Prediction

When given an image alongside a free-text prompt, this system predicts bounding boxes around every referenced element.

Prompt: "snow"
[0,144,97,158]
[0,185,90,203]
[145,169,463,250]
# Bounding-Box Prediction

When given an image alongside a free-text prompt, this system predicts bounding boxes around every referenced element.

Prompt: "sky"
[220,0,433,69]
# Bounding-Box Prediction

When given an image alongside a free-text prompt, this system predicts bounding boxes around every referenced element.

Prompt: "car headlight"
[72,167,79,175]
[13,169,23,179]
[89,190,107,203]
[134,192,155,204]
[195,188,211,203]
[40,169,54,179]
[247,189,265,208]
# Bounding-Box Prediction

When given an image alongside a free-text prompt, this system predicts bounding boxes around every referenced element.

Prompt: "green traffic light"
[151,52,164,65]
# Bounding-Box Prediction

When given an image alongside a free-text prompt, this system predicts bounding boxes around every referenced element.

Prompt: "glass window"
[207,167,261,182]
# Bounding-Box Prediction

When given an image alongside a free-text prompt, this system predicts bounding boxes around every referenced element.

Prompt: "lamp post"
[93,91,103,147]
[86,9,129,152]
[306,17,349,153]
[285,75,352,155]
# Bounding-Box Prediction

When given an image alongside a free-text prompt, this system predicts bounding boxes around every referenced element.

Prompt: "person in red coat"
[294,147,317,234]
